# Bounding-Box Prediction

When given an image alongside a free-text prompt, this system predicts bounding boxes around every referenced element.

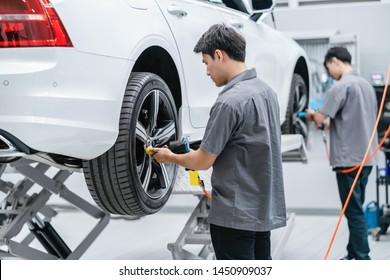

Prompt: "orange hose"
[324,64,390,260]
[203,189,212,200]
[342,125,390,173]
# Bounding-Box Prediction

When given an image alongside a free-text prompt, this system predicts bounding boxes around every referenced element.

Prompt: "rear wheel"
[83,72,179,216]
[281,74,309,141]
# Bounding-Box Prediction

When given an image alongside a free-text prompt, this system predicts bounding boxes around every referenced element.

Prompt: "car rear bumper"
[0,48,131,159]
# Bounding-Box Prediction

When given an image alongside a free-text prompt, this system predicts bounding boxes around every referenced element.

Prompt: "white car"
[0,0,310,216]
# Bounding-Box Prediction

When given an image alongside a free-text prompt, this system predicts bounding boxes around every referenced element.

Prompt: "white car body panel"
[0,48,129,159]
[156,0,224,128]
[0,0,309,161]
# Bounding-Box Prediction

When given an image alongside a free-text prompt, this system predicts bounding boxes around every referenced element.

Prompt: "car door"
[217,2,281,96]
[156,0,224,129]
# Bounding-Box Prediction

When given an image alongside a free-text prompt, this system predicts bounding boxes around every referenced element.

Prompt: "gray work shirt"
[320,70,378,167]
[200,68,286,232]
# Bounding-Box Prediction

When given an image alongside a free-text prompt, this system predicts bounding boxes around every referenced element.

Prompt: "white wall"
[267,2,390,82]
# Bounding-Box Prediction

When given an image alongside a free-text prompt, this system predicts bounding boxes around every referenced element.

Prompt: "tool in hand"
[145,137,194,155]
[296,112,307,119]
[145,137,212,200]
[145,146,155,155]
[297,111,324,130]
[297,111,329,160]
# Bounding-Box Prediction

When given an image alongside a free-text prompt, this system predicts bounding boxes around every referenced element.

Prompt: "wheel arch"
[293,56,311,100]
[132,46,182,114]
[279,55,311,141]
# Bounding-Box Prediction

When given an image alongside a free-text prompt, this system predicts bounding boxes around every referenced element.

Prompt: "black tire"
[281,73,309,141]
[83,72,179,216]
[0,164,6,175]
[0,157,21,163]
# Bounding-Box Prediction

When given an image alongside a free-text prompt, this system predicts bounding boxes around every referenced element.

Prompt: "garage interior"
[1,125,389,260]
[1,0,390,260]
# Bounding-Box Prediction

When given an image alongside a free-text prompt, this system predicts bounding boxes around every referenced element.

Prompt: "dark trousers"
[335,166,372,260]
[210,223,271,260]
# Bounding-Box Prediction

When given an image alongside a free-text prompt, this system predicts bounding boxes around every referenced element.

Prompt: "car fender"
[260,32,310,124]
[52,0,176,60]
[127,34,186,97]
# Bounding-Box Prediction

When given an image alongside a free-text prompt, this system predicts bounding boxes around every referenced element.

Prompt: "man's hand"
[150,147,175,164]
[305,109,327,129]
[305,109,315,122]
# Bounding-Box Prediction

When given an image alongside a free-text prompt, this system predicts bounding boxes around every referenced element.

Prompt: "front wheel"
[83,72,179,216]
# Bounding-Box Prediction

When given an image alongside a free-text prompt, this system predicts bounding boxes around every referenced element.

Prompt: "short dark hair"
[323,46,352,67]
[193,24,246,62]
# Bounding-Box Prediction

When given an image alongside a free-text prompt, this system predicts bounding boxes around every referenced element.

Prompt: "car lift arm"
[0,159,109,260]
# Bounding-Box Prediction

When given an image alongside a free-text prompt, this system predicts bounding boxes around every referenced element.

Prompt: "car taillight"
[0,0,72,48]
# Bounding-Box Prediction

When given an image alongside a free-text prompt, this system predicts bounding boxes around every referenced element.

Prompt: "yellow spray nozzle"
[145,147,155,155]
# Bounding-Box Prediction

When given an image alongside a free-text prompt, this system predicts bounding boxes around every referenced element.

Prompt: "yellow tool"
[145,138,191,156]
[188,170,212,200]
[145,147,155,155]
[189,170,199,186]
[144,138,212,200]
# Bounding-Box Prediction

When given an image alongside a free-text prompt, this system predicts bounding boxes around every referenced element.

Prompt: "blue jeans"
[210,223,271,260]
[335,166,372,260]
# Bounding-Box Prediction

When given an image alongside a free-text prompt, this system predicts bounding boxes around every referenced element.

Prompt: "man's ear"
[332,56,339,65]
[215,49,223,61]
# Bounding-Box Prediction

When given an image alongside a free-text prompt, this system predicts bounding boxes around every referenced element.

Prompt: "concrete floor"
[66,206,390,260]
[1,194,389,260]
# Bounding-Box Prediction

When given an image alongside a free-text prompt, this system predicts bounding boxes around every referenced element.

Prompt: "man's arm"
[151,147,217,170]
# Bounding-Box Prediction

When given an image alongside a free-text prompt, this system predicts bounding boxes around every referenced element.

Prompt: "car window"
[200,0,249,14]
[200,0,226,7]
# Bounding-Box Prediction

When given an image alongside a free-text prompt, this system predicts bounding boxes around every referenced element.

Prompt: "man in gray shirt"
[152,24,286,260]
[306,47,378,260]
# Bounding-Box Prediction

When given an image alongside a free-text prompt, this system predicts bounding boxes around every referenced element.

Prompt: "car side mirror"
[242,0,275,14]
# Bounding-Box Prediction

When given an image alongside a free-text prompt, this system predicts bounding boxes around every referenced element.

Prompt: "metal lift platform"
[168,134,306,260]
[0,159,109,260]
[0,135,305,260]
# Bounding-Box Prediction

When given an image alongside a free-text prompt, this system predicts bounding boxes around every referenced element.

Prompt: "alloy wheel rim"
[134,89,177,199]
